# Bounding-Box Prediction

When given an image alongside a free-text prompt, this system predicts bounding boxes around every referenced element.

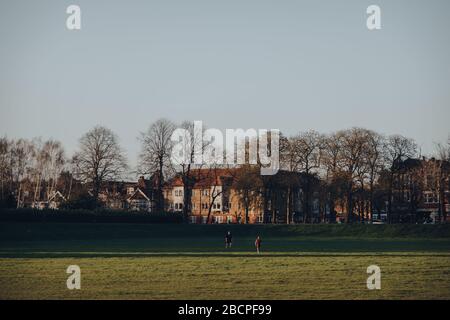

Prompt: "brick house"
[391,157,450,222]
[163,167,326,224]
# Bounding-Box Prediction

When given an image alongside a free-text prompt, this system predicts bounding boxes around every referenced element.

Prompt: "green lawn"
[1,222,449,299]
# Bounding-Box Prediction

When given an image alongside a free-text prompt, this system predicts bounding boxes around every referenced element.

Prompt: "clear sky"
[1,0,449,175]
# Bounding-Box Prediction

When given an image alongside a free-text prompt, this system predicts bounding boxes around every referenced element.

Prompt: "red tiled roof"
[165,168,238,188]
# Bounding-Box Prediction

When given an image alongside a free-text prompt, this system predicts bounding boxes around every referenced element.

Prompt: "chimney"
[138,176,146,189]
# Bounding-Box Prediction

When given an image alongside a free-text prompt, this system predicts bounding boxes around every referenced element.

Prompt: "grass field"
[1,223,449,299]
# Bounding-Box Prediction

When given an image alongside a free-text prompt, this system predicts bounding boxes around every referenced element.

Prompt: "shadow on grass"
[1,251,450,259]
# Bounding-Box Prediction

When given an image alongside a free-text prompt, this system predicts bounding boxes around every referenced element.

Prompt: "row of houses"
[15,168,324,223]
[95,169,324,224]
[14,175,156,213]
[12,157,450,224]
[163,168,325,224]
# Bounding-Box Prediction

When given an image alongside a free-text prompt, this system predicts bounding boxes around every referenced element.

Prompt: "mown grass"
[1,255,449,300]
[0,222,449,299]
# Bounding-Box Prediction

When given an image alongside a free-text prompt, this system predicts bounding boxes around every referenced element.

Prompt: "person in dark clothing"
[225,231,233,248]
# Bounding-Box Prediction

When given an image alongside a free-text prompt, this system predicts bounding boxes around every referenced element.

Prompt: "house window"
[127,187,134,195]
[202,216,208,224]
[257,215,263,223]
[212,203,221,210]
[175,189,183,197]
[424,192,438,204]
[212,188,221,197]
[174,203,183,210]
[215,216,223,223]
[190,216,197,224]
[227,216,232,223]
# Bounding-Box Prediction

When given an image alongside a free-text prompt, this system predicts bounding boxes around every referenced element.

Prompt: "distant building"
[15,176,69,210]
[391,157,450,222]
[163,168,328,224]
[99,176,155,212]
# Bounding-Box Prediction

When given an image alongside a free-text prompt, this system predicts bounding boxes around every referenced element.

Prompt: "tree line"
[1,119,449,223]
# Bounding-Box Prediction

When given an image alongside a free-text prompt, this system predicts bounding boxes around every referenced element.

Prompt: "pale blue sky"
[1,0,449,173]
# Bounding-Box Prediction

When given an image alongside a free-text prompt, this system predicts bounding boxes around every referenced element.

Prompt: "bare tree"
[170,121,208,222]
[233,165,262,224]
[385,135,417,222]
[291,130,323,223]
[279,133,298,171]
[336,128,370,223]
[10,139,35,208]
[435,135,450,223]
[199,158,240,224]
[203,165,228,224]
[139,118,175,211]
[30,138,65,204]
[30,138,46,204]
[364,131,386,222]
[72,126,128,202]
[322,132,344,220]
[436,136,450,161]
[43,140,65,199]
[0,137,10,202]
